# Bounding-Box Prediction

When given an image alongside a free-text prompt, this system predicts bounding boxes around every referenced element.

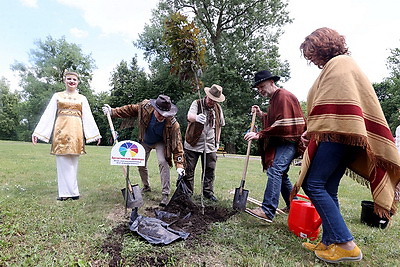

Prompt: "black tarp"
[128,209,189,245]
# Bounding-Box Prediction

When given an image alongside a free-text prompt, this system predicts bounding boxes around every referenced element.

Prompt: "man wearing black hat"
[244,70,306,222]
[102,95,185,206]
[183,84,225,201]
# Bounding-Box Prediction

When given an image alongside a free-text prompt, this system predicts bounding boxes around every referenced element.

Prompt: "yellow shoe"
[302,242,329,252]
[315,244,362,263]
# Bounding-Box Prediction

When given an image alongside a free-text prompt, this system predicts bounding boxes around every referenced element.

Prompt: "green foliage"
[163,12,206,90]
[374,47,400,133]
[0,79,20,140]
[109,57,149,107]
[11,36,96,141]
[387,47,400,78]
[136,0,293,154]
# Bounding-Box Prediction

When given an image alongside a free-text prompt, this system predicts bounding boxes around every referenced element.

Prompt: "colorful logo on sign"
[119,142,139,157]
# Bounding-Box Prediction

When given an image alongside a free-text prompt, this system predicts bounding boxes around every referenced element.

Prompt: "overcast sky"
[1,0,399,101]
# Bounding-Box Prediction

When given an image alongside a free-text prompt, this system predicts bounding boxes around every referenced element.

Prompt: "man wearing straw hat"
[102,95,185,206]
[184,84,226,202]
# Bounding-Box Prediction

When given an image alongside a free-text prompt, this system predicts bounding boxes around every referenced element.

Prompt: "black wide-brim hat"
[150,95,178,117]
[252,70,280,87]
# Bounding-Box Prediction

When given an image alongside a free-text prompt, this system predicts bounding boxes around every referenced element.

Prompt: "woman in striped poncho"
[293,27,400,264]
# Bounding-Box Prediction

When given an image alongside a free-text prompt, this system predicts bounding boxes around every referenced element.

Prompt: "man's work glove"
[176,168,185,176]
[102,104,112,115]
[195,113,206,124]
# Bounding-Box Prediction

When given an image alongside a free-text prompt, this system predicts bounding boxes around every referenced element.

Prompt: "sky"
[1,0,399,101]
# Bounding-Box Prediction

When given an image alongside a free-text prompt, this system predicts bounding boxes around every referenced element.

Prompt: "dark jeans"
[302,142,359,245]
[183,149,217,197]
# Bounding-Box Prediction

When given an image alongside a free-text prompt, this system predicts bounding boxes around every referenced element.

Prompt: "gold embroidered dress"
[33,91,101,153]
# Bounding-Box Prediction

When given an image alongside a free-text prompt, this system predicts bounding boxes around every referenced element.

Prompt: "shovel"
[233,111,257,211]
[121,185,144,209]
[121,166,144,209]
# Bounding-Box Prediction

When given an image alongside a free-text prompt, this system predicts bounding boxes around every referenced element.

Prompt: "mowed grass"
[0,140,399,266]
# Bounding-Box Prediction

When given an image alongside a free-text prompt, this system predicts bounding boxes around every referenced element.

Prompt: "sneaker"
[245,207,272,223]
[315,244,363,263]
[280,206,290,214]
[302,242,330,252]
[142,185,151,192]
[159,194,169,207]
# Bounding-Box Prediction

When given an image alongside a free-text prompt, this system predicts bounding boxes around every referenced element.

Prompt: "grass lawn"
[0,140,399,266]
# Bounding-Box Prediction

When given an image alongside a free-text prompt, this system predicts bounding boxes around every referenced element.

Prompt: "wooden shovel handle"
[106,111,128,177]
[241,111,257,182]
[106,112,118,142]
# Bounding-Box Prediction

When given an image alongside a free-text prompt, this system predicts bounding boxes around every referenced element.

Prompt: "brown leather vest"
[185,99,222,147]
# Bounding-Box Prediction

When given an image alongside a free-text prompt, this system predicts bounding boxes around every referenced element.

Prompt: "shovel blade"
[121,184,144,208]
[232,187,249,211]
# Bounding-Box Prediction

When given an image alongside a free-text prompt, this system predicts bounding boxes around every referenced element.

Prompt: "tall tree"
[374,47,400,132]
[11,36,96,140]
[0,78,20,140]
[106,57,149,142]
[136,0,292,153]
[109,57,148,107]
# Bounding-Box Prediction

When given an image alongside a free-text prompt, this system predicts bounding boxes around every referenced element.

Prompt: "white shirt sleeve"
[81,95,101,143]
[32,94,58,143]
[188,100,199,116]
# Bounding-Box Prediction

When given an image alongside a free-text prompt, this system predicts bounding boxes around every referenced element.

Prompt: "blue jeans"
[302,142,359,245]
[261,142,296,219]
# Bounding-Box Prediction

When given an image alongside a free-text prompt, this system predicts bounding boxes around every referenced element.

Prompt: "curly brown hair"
[300,27,349,69]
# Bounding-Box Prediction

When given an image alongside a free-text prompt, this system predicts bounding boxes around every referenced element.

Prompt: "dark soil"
[101,193,236,266]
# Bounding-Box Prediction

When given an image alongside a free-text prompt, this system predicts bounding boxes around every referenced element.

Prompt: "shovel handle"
[241,111,257,182]
[106,111,128,177]
[106,112,118,143]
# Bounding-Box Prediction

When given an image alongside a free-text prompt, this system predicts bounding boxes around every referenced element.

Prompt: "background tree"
[0,78,20,140]
[374,47,400,133]
[11,36,97,141]
[104,57,149,142]
[136,0,292,154]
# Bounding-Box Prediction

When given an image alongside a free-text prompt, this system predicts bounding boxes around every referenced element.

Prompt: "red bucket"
[288,194,322,241]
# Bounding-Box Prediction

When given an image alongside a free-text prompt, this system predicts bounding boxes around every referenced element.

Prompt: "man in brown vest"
[184,84,225,201]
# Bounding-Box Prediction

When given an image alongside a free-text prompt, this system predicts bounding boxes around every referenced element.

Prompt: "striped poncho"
[258,88,307,170]
[291,55,400,218]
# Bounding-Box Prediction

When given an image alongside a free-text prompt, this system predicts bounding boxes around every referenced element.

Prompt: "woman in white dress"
[32,71,101,200]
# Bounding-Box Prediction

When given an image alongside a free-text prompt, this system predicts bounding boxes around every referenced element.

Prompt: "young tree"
[163,12,206,90]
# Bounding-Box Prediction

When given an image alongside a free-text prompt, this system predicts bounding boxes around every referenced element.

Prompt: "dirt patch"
[102,195,236,266]
[101,221,130,267]
[161,195,236,240]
